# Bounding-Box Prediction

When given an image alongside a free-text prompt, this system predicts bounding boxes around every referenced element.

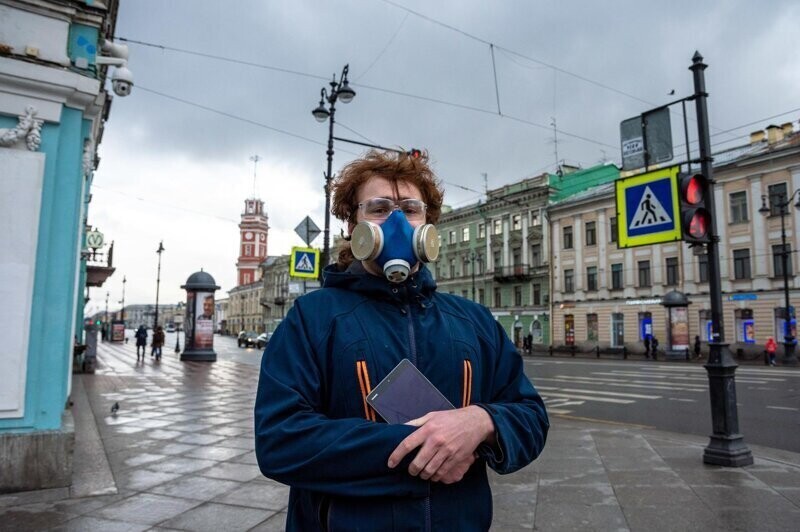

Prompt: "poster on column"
[670,307,689,350]
[195,291,214,349]
[185,292,195,350]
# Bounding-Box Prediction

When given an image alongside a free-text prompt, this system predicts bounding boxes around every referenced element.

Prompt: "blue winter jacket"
[254,263,548,531]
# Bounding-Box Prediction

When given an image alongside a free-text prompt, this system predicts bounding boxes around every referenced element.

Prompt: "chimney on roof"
[781,122,794,137]
[766,124,784,144]
[750,130,766,144]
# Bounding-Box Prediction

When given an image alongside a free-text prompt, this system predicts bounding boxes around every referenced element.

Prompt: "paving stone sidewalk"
[1,341,799,531]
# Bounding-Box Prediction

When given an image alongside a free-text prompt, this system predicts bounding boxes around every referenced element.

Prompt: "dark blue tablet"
[366,359,454,424]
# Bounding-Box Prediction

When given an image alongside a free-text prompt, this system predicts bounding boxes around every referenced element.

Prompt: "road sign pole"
[691,51,752,467]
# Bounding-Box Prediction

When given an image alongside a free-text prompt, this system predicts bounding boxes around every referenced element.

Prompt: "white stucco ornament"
[82,140,95,178]
[0,106,43,151]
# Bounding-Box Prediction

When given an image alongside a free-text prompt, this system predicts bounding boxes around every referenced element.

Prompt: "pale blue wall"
[0,106,86,432]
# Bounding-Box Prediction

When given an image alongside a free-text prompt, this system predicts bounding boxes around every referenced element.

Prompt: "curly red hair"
[331,150,444,270]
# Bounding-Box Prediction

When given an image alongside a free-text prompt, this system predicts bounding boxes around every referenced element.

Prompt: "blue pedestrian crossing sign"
[615,166,681,248]
[290,246,320,279]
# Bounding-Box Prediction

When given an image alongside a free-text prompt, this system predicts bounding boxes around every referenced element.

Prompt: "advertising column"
[180,270,219,362]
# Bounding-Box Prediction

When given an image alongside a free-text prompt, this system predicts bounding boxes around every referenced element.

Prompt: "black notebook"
[366,359,454,424]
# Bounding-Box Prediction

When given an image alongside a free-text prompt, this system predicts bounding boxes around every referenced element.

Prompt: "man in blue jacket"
[255,150,548,531]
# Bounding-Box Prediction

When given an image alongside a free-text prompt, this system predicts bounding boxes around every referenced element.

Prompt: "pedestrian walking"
[694,335,702,359]
[254,150,549,531]
[134,325,147,361]
[643,335,651,359]
[151,325,165,361]
[651,336,659,360]
[526,333,534,354]
[765,336,778,366]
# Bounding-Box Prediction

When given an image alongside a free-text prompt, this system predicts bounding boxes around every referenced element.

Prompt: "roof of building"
[548,163,620,203]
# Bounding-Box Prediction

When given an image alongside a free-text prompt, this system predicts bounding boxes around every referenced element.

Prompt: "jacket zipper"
[405,302,431,531]
[356,360,376,421]
[462,359,473,408]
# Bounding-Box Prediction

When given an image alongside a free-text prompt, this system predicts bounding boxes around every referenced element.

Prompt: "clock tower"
[237,198,269,286]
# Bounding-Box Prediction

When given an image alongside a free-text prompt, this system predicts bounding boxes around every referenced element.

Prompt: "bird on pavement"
[111,402,119,416]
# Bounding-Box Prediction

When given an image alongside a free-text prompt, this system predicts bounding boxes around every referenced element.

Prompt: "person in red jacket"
[765,337,778,366]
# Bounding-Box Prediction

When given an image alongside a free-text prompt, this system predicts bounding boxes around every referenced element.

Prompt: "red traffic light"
[684,208,711,240]
[681,173,706,205]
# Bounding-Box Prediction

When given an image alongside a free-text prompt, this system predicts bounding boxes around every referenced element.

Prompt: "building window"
[533,283,541,305]
[610,217,618,243]
[638,260,651,287]
[478,288,485,306]
[462,290,469,299]
[735,308,754,343]
[698,253,709,283]
[768,183,787,216]
[531,244,541,267]
[244,273,251,284]
[494,287,502,307]
[493,250,502,270]
[585,221,596,246]
[462,226,469,242]
[586,266,598,291]
[512,214,521,230]
[493,219,502,235]
[666,257,679,286]
[563,226,573,249]
[564,269,574,293]
[587,313,598,342]
[244,244,252,256]
[478,223,485,239]
[531,210,541,226]
[773,244,793,277]
[729,191,748,224]
[733,249,751,280]
[449,231,456,245]
[449,258,456,278]
[512,248,521,267]
[611,263,623,290]
[514,286,522,306]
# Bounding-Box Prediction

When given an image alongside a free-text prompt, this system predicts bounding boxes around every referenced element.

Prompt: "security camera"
[111,64,133,97]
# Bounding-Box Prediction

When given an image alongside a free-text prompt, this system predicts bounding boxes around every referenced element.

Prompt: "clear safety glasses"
[358,197,427,222]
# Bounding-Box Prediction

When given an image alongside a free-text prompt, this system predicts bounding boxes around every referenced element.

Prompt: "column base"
[703,434,754,467]
[180,349,217,362]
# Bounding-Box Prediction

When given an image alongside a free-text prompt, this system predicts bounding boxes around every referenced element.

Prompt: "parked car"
[238,331,258,348]
[256,332,272,349]
[165,325,176,333]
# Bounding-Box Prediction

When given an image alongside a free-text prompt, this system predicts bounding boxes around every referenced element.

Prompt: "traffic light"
[678,172,712,244]
[407,148,422,159]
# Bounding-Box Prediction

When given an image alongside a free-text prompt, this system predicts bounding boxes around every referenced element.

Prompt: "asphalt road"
[162,332,799,453]
[523,357,800,453]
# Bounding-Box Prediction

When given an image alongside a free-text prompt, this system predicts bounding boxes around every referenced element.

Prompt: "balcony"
[493,264,533,283]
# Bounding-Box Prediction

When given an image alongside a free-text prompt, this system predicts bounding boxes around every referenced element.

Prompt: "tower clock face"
[259,234,266,242]
[244,231,253,240]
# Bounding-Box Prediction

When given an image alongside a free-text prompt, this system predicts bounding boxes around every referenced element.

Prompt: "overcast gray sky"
[88,0,800,315]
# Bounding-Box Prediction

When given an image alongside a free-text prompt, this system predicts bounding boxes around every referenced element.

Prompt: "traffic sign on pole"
[615,165,682,248]
[290,246,320,279]
[294,216,321,247]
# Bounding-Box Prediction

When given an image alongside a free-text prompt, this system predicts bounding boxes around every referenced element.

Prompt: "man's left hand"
[387,405,495,484]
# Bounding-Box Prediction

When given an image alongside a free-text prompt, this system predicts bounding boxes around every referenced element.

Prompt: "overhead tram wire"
[136,85,361,156]
[376,0,741,142]
[119,37,617,151]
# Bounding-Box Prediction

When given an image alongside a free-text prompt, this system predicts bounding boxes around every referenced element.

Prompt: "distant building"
[227,281,265,333]
[237,198,269,286]
[261,255,293,333]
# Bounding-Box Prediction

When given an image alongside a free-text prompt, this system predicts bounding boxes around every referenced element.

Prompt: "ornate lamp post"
[154,241,164,329]
[312,64,356,278]
[759,191,800,366]
[120,275,126,327]
[465,252,482,301]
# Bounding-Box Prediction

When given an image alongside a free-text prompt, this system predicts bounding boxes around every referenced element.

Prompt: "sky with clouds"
[87,0,800,315]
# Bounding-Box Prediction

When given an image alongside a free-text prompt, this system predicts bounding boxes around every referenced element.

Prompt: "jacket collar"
[323,261,437,303]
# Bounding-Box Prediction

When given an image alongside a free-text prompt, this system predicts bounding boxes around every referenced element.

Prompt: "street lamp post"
[759,191,800,366]
[312,64,356,278]
[104,291,109,341]
[466,252,482,301]
[120,275,126,327]
[154,241,164,329]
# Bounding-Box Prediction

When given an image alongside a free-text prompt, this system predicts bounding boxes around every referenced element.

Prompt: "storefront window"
[565,314,575,345]
[735,308,754,343]
[611,313,624,347]
[773,307,797,342]
[699,309,712,341]
[638,312,652,340]
[531,320,543,344]
[587,313,598,342]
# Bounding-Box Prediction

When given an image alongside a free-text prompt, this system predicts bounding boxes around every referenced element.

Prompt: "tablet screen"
[366,359,454,424]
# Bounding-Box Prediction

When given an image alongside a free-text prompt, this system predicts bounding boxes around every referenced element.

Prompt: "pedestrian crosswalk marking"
[629,185,672,230]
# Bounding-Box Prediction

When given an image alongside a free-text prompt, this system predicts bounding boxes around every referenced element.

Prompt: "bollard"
[549,345,553,357]
[596,345,600,358]
[623,346,628,359]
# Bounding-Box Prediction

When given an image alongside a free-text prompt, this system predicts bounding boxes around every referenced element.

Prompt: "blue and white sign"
[289,246,319,279]
[615,166,682,248]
